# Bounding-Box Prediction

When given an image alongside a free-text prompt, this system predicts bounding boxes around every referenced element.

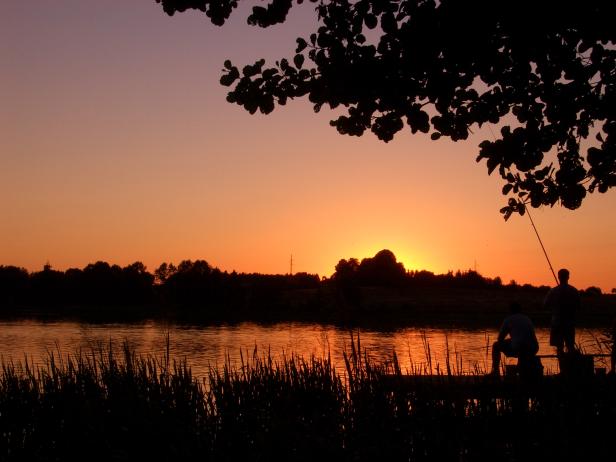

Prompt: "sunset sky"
[2,1,615,292]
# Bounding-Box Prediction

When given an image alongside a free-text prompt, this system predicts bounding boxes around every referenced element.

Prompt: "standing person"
[544,268,581,355]
[491,302,539,376]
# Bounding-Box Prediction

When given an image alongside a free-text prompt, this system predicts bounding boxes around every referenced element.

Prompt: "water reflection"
[0,320,609,378]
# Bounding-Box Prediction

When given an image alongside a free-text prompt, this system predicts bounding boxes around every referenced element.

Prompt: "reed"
[1,337,614,461]
[0,342,211,461]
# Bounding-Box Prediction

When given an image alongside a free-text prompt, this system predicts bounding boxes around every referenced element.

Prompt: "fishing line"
[523,202,559,285]
[485,125,559,284]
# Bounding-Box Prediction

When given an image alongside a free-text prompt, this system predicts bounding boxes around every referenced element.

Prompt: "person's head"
[509,302,522,314]
[558,268,570,285]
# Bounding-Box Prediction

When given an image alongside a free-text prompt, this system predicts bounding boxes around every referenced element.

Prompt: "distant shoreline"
[3,256,613,329]
[2,286,614,329]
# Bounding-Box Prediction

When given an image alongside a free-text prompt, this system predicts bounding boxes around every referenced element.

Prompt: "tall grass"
[1,338,615,461]
[1,342,211,461]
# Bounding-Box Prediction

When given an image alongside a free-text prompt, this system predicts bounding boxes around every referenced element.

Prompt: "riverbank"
[2,286,615,328]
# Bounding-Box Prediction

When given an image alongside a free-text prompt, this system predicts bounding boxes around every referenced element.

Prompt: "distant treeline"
[0,249,607,318]
[0,261,320,313]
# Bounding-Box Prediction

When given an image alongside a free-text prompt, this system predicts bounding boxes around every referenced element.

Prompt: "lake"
[0,320,610,377]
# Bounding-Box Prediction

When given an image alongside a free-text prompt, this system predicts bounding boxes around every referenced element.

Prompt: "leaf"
[364,14,377,29]
[262,68,278,80]
[259,95,275,114]
[220,67,239,87]
[296,37,307,53]
[293,54,305,69]
[220,74,235,87]
[487,157,498,175]
[381,12,397,33]
[478,140,492,149]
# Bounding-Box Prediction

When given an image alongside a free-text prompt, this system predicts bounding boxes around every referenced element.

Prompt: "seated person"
[491,302,539,376]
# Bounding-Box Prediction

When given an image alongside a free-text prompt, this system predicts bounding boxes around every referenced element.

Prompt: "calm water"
[0,320,610,377]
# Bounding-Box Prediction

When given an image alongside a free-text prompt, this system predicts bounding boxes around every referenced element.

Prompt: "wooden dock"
[380,373,615,400]
[380,353,615,399]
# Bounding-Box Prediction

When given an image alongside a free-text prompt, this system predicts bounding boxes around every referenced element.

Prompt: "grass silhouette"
[1,337,614,461]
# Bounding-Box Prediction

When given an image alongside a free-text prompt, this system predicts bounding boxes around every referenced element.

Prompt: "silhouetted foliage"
[164,259,213,307]
[154,262,177,284]
[334,250,406,287]
[583,285,603,296]
[29,264,65,306]
[406,269,510,290]
[0,262,155,311]
[358,250,406,286]
[332,250,508,291]
[121,262,156,304]
[357,249,406,286]
[2,342,615,461]
[0,265,29,307]
[0,252,601,323]
[333,257,360,285]
[157,0,616,218]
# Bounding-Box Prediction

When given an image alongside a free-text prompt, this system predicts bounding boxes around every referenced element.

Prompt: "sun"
[394,252,424,273]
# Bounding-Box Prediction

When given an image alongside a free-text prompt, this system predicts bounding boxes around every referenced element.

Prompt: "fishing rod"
[487,126,559,285]
[522,202,559,285]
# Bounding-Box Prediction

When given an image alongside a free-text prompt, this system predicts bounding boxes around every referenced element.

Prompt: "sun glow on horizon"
[2,2,615,293]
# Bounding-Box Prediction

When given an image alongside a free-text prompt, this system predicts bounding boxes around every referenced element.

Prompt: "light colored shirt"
[499,313,539,352]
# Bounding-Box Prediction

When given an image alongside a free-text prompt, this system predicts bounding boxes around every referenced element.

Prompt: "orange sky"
[2,1,615,292]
